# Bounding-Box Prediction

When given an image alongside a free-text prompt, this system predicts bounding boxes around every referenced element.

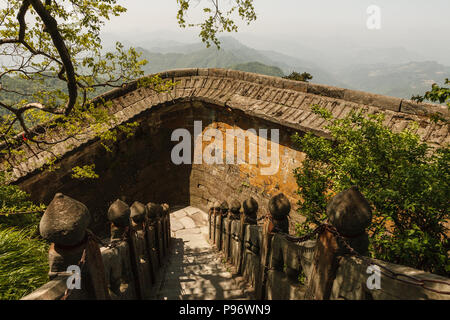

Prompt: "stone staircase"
[151,207,254,300]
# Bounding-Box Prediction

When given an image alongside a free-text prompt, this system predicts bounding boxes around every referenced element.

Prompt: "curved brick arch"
[5,68,449,183]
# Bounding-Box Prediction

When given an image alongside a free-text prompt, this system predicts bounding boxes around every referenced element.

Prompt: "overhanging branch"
[28,0,78,116]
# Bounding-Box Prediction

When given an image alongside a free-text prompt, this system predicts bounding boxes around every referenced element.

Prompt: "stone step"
[181,288,250,300]
[161,277,245,289]
[150,206,253,301]
[155,288,249,300]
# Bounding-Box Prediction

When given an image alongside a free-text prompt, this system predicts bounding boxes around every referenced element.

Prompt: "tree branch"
[28,0,78,116]
[17,0,30,41]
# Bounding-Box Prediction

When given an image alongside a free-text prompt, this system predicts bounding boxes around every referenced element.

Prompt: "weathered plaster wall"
[17,100,306,234]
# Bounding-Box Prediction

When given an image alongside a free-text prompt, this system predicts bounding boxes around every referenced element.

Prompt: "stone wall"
[16,101,306,235]
[2,68,447,236]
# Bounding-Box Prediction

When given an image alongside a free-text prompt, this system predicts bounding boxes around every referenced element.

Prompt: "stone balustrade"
[209,189,450,300]
[22,194,171,300]
[22,188,450,300]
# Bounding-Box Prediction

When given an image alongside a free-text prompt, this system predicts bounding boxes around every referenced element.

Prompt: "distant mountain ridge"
[340,61,450,99]
[137,37,346,87]
[228,62,284,77]
[135,36,449,99]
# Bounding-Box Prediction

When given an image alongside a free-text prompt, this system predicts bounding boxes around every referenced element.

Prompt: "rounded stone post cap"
[327,186,372,237]
[220,201,229,212]
[130,201,147,223]
[161,203,170,212]
[161,203,169,217]
[146,202,160,219]
[213,201,221,210]
[269,193,291,219]
[243,197,258,216]
[39,193,91,246]
[107,199,130,227]
[230,200,241,214]
[209,201,220,211]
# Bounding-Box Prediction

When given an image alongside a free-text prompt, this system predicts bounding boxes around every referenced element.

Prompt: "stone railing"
[209,188,450,300]
[22,194,171,300]
[21,188,450,300]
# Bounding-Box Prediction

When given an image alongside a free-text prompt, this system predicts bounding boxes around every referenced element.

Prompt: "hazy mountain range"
[135,37,348,88]
[122,36,449,100]
[340,61,450,99]
[2,33,448,102]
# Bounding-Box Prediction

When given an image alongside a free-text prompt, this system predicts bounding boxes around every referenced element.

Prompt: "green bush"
[0,225,49,300]
[292,106,449,276]
[0,177,48,300]
[412,78,450,108]
[283,71,313,82]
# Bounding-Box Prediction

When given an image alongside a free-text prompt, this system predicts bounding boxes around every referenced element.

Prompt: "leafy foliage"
[292,106,449,276]
[1,1,257,178]
[176,0,256,48]
[0,1,144,112]
[283,71,313,82]
[0,0,151,177]
[71,164,99,180]
[412,78,450,123]
[0,173,45,216]
[412,78,450,108]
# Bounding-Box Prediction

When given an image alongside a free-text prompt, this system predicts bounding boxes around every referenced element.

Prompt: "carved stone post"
[157,204,166,260]
[304,186,372,300]
[210,201,220,243]
[327,187,371,256]
[236,198,259,274]
[145,202,160,282]
[107,199,137,299]
[40,193,109,300]
[130,201,153,300]
[268,193,290,234]
[229,200,241,221]
[208,205,214,241]
[224,200,240,260]
[108,199,131,241]
[256,193,290,300]
[215,201,228,251]
[242,197,258,225]
[162,203,170,249]
[146,203,162,266]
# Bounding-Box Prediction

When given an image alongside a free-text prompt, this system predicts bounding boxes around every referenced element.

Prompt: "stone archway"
[4,68,447,235]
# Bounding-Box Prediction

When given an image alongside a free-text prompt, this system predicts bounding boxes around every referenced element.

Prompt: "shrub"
[0,176,48,300]
[0,225,49,300]
[283,71,313,82]
[292,106,449,276]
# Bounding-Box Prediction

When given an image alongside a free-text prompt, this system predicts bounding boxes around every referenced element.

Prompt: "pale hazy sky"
[103,0,450,64]
[104,1,450,38]
[105,1,450,32]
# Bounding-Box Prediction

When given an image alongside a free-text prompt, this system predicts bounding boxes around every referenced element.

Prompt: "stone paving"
[151,207,254,300]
